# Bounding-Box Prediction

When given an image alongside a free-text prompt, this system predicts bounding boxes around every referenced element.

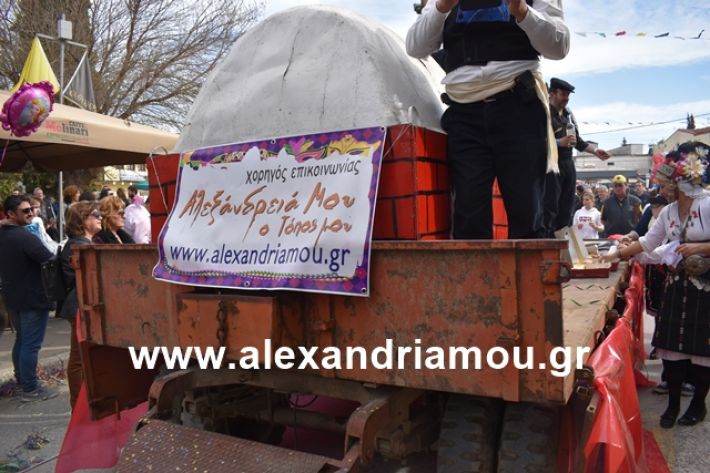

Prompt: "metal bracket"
[344,389,423,466]
[574,365,595,401]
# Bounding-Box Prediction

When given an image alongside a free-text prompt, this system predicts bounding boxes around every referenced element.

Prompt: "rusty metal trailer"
[73,240,626,472]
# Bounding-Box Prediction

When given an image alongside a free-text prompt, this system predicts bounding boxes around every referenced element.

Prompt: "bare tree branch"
[0,0,263,131]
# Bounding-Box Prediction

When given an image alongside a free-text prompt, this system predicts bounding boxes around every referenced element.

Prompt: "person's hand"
[559,135,576,148]
[577,223,584,230]
[600,251,619,263]
[601,244,627,262]
[436,0,458,13]
[595,148,611,161]
[507,0,529,21]
[676,243,710,258]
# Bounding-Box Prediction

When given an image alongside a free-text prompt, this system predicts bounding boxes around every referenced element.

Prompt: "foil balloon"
[0,81,54,137]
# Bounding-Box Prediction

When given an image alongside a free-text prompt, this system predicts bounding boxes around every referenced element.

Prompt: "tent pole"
[58,171,64,240]
[57,15,66,242]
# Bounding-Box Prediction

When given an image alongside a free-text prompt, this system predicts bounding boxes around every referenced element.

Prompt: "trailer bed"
[74,241,625,412]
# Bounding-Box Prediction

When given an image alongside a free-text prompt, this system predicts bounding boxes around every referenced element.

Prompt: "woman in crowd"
[604,141,710,428]
[573,191,604,239]
[62,185,81,215]
[116,187,130,207]
[93,195,135,244]
[59,201,102,408]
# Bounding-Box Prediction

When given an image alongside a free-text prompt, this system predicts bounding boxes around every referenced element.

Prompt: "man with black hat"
[544,77,610,236]
[406,1,570,239]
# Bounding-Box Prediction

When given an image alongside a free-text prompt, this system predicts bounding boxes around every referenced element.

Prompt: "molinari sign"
[154,127,385,296]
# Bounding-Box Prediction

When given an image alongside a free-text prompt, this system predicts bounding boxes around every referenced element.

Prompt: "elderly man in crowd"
[600,175,642,237]
[594,184,609,210]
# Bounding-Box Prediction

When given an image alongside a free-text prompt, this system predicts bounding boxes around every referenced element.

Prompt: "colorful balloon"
[0,81,54,137]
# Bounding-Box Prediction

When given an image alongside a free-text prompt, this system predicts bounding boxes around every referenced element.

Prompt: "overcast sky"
[261,1,710,150]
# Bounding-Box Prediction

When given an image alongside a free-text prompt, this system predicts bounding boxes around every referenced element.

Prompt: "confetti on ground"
[23,433,49,450]
[0,458,29,472]
[0,365,66,399]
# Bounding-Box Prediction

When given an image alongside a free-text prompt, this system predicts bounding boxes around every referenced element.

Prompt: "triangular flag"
[692,29,704,39]
[596,32,606,38]
[654,32,670,38]
[576,32,588,37]
[63,52,97,112]
[615,31,626,36]
[636,32,647,37]
[10,37,60,93]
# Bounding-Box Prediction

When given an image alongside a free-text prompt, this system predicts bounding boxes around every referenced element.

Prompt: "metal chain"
[216,301,228,346]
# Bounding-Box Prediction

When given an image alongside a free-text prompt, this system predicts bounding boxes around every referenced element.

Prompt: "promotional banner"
[154,127,385,296]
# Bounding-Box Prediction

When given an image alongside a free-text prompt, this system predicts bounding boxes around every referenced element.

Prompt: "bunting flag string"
[575,29,706,40]
[580,113,710,136]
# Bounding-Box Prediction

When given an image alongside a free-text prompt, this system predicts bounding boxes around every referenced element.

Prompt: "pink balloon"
[0,81,55,137]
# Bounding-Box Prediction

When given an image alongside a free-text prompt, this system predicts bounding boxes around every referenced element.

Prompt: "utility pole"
[37,14,87,241]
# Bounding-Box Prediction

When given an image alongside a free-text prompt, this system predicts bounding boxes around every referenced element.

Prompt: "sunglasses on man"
[18,207,33,215]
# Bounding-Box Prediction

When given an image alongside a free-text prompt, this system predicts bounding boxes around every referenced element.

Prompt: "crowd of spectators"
[0,184,151,245]
[0,183,152,406]
[570,176,665,239]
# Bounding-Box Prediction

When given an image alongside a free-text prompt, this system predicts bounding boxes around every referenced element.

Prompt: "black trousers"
[543,157,576,236]
[441,92,548,239]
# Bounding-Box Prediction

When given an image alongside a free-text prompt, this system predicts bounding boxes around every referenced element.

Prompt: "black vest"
[442,0,539,73]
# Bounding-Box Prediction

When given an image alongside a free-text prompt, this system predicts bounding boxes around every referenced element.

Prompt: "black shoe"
[660,407,680,429]
[677,406,707,426]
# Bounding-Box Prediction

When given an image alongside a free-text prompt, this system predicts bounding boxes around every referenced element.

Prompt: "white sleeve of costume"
[639,205,671,253]
[405,2,449,59]
[518,0,570,60]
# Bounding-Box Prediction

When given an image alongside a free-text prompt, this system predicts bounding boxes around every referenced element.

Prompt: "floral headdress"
[652,141,710,198]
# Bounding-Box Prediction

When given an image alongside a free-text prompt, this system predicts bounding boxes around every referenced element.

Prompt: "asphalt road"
[0,317,71,473]
[0,315,708,472]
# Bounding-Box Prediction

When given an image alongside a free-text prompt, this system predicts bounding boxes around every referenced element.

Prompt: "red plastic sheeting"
[56,311,148,472]
[584,318,648,473]
[643,430,671,473]
[55,384,148,473]
[626,263,648,372]
[583,262,650,473]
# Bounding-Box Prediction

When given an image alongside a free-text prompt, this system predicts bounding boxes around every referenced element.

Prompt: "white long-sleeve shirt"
[639,196,710,254]
[406,1,570,85]
[123,203,151,244]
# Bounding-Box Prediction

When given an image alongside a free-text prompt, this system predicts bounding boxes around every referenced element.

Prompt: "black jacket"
[58,236,91,319]
[92,229,135,245]
[550,105,589,160]
[0,225,54,312]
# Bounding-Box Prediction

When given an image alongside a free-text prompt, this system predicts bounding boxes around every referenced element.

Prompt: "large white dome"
[176,5,445,152]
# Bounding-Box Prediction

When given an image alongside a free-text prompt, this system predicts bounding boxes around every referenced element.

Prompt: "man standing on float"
[406,0,570,239]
